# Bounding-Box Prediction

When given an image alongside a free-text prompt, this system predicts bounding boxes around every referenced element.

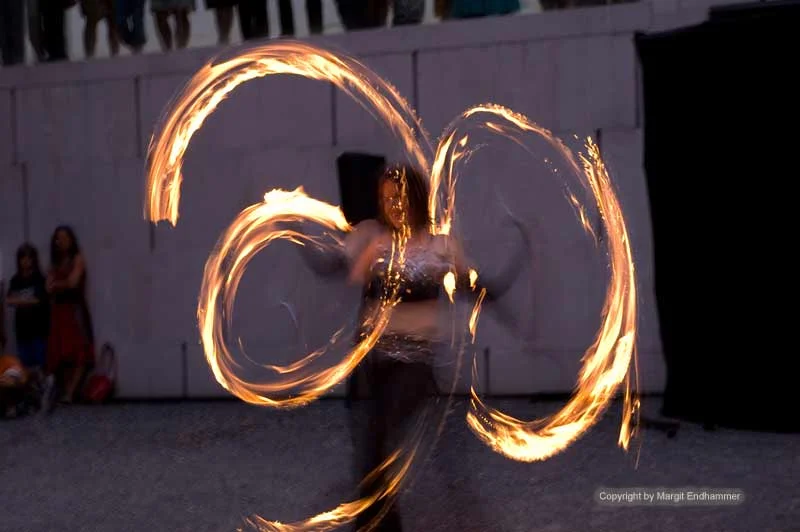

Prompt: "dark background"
[636,0,799,432]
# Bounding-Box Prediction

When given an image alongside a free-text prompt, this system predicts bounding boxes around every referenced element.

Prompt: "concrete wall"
[0,1,727,399]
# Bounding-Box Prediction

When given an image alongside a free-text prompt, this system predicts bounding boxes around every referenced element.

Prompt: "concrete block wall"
[0,1,723,399]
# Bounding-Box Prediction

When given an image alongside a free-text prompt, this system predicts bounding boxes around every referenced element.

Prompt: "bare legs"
[153,8,190,52]
[57,365,85,404]
[83,16,119,58]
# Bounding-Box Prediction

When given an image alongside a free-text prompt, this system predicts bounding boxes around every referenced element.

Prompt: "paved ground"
[1,397,798,532]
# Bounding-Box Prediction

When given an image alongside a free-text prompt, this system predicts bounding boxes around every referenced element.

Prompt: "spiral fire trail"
[430,105,640,461]
[144,41,639,530]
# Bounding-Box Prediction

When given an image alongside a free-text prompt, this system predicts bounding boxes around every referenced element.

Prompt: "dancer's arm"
[295,219,381,279]
[296,234,348,277]
[476,214,532,302]
[443,215,532,335]
[446,214,532,302]
[48,255,86,292]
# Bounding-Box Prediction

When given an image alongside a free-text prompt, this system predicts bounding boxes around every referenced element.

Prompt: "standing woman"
[298,164,530,531]
[45,226,95,404]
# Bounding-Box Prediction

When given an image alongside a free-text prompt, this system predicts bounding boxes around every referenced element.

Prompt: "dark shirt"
[7,273,49,342]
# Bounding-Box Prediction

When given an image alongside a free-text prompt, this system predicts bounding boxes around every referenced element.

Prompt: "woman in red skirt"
[45,226,95,404]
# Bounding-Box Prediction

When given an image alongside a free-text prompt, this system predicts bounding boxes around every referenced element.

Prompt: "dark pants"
[41,0,66,61]
[17,338,47,369]
[279,0,322,35]
[0,0,25,65]
[392,0,424,25]
[334,0,385,30]
[350,348,440,532]
[335,0,423,29]
[116,0,145,49]
[239,0,312,39]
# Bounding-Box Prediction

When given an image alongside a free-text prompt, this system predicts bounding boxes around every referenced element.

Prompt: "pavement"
[1,397,798,532]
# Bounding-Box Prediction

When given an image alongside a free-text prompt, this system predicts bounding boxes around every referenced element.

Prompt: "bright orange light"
[431,105,639,461]
[144,42,639,531]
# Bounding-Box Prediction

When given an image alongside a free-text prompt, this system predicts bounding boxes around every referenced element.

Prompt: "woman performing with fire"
[298,162,531,532]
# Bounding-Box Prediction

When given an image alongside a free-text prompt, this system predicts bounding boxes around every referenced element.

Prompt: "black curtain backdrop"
[337,152,386,226]
[635,1,799,432]
[336,151,386,406]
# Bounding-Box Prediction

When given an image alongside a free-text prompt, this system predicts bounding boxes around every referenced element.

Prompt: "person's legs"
[237,0,266,39]
[213,5,233,44]
[369,0,389,28]
[61,363,87,403]
[26,0,46,60]
[306,0,321,34]
[30,338,47,373]
[115,0,131,45]
[252,0,267,37]
[17,339,46,377]
[354,357,402,531]
[333,0,355,29]
[354,351,438,531]
[83,15,99,57]
[392,0,424,26]
[174,8,190,48]
[153,10,172,51]
[0,0,26,65]
[0,0,13,65]
[128,0,146,51]
[236,0,252,38]
[103,0,120,57]
[9,0,25,64]
[41,1,67,61]
[277,0,292,36]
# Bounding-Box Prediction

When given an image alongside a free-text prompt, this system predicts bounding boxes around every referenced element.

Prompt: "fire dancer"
[299,163,530,531]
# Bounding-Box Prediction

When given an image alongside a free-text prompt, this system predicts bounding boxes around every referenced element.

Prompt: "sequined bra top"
[364,244,452,302]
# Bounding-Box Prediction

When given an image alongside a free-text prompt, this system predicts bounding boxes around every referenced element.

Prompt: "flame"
[143,41,638,530]
[143,41,439,531]
[468,268,478,290]
[198,187,395,407]
[432,105,639,462]
[144,41,433,226]
[443,271,456,303]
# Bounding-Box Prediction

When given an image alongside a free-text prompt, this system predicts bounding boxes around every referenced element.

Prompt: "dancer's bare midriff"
[363,299,445,342]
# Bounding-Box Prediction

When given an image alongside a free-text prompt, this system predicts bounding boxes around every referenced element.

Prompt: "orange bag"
[83,343,116,404]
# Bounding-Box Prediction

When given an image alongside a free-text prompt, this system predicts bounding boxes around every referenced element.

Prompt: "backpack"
[83,343,117,404]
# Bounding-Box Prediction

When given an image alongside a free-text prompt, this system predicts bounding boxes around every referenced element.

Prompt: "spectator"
[151,0,194,51]
[334,0,387,30]
[41,0,69,61]
[0,0,25,66]
[206,0,237,45]
[45,226,95,405]
[80,0,120,58]
[116,0,146,53]
[26,0,47,61]
[0,252,6,352]
[6,244,49,374]
[336,0,422,31]
[438,0,520,19]
[391,0,424,26]
[238,0,298,40]
[281,0,323,36]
